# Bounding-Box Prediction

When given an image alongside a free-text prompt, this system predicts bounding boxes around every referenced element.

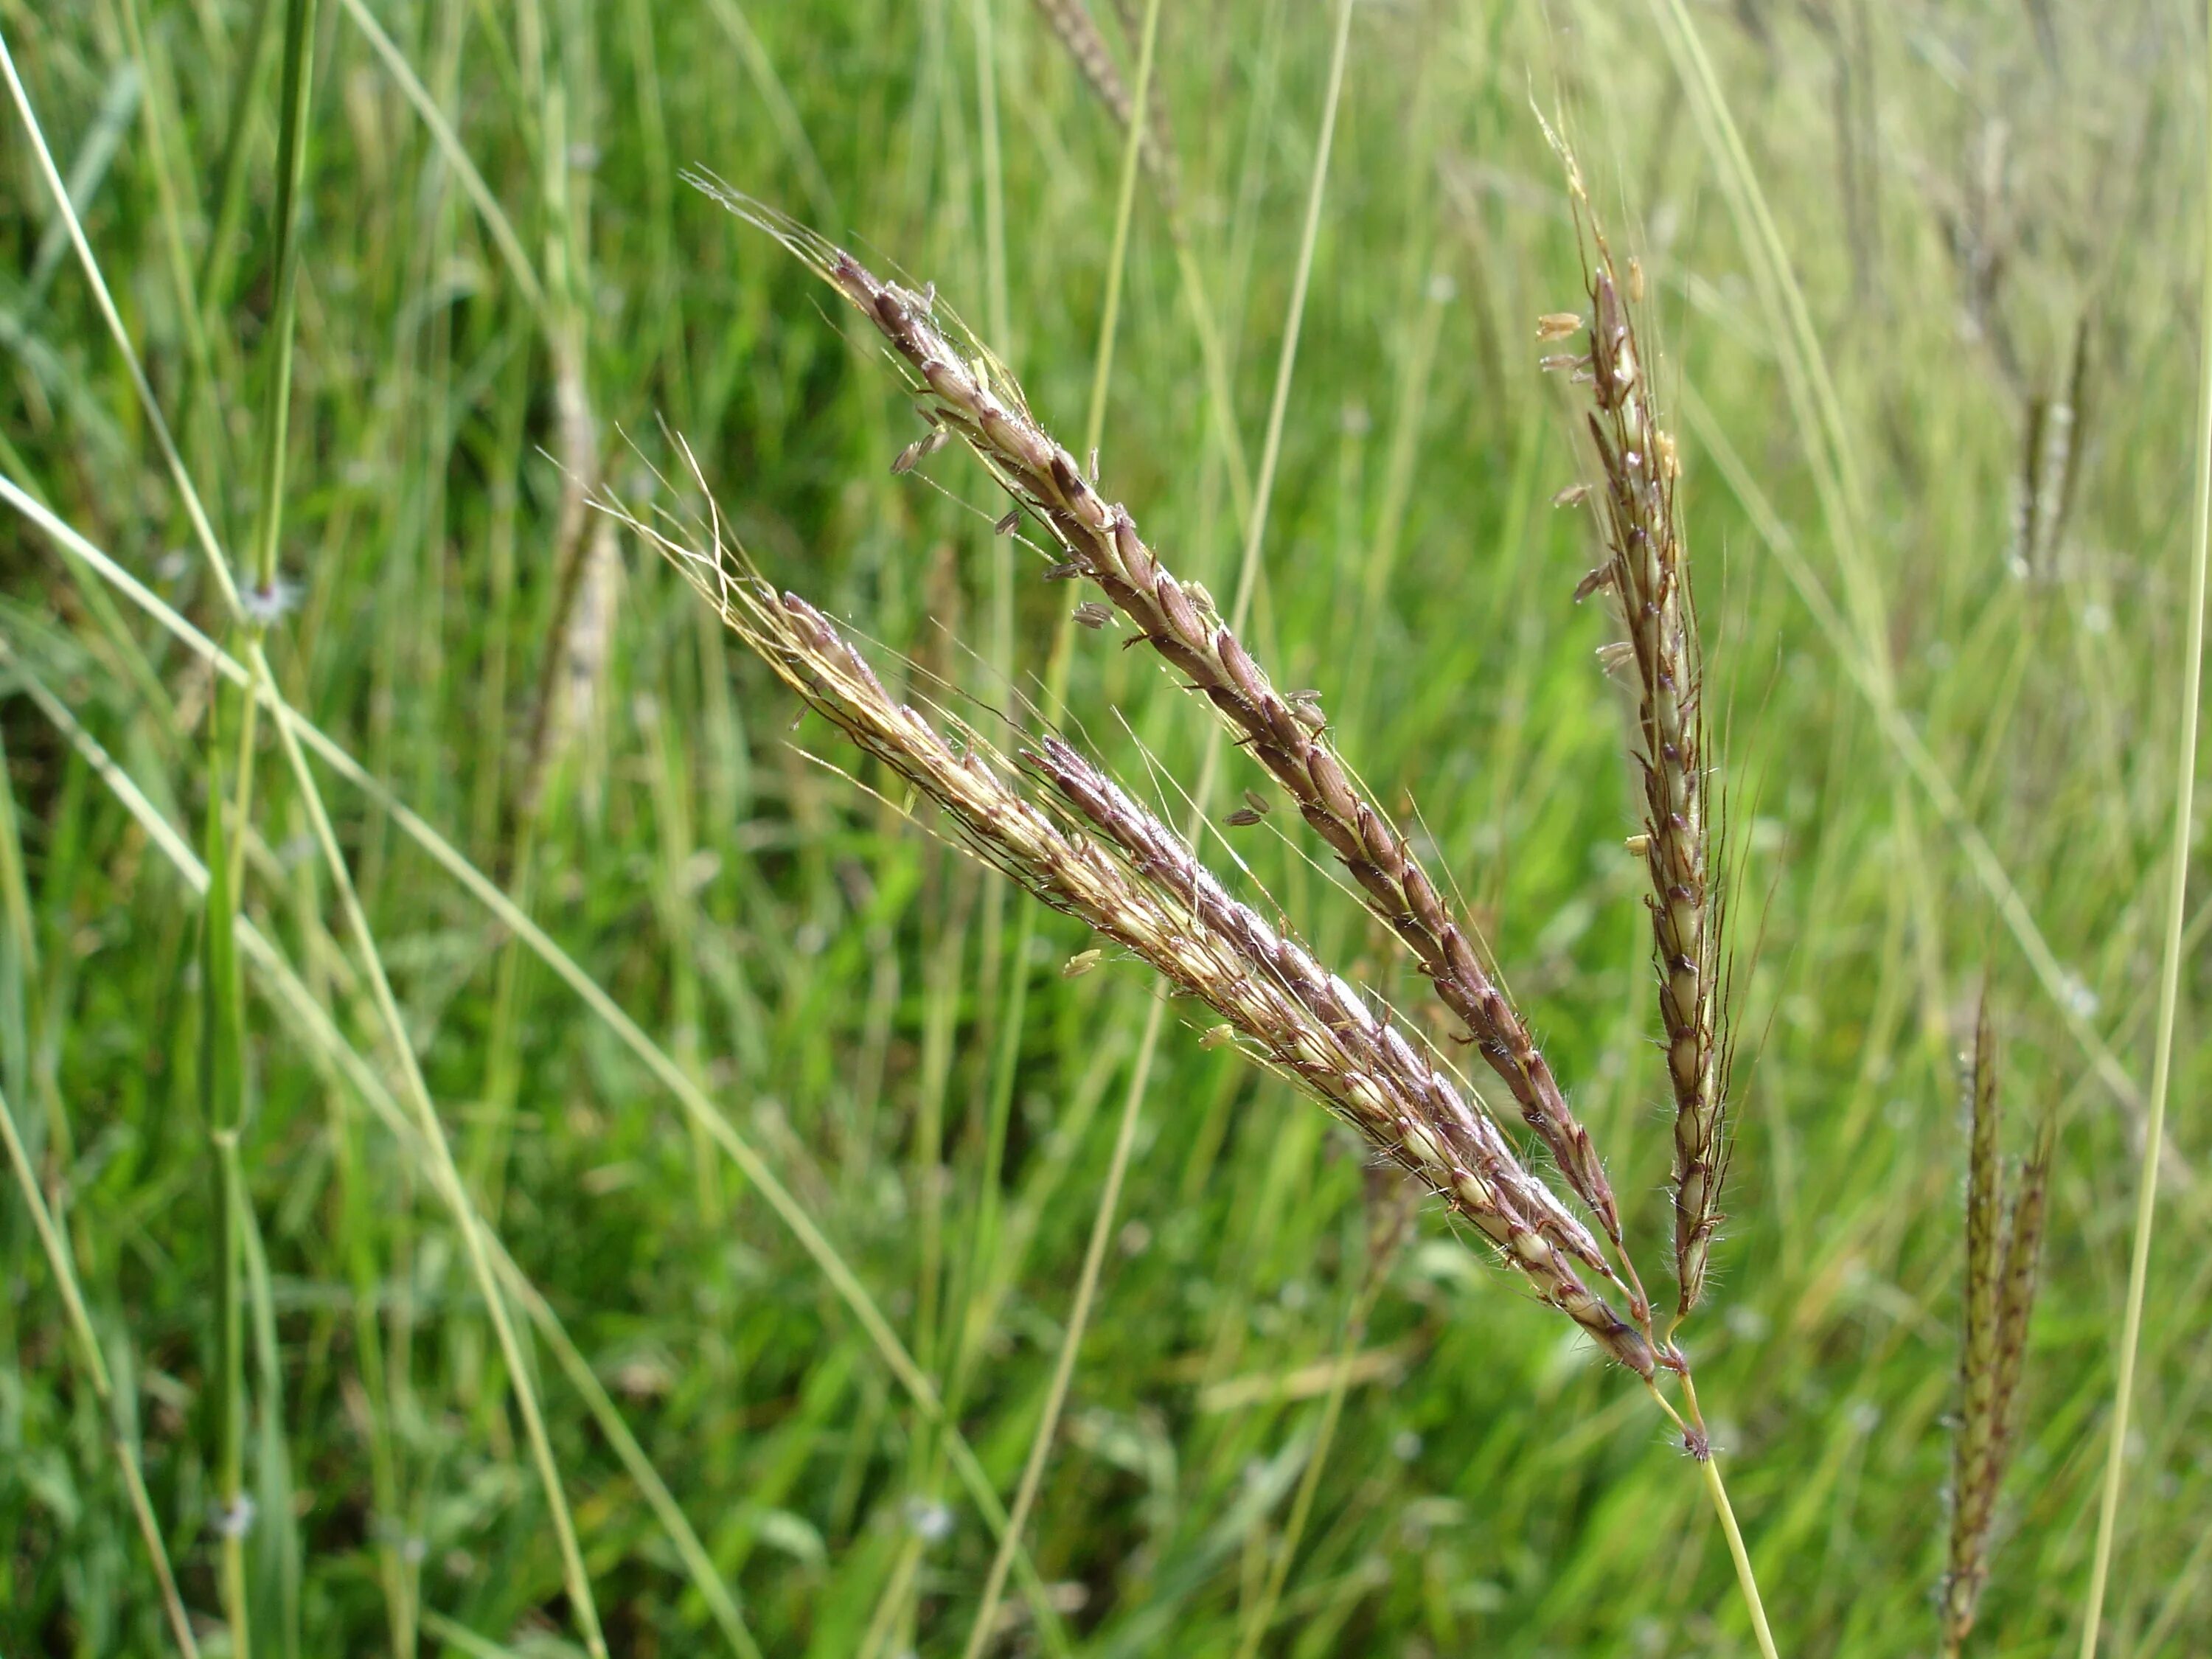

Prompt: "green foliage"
[1,0,2207,1653]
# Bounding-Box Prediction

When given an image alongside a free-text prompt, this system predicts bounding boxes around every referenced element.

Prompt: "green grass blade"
[2076,7,2212,1647]
[0,475,1064,1639]
[16,653,765,1658]
[199,697,254,1659]
[0,1077,202,1658]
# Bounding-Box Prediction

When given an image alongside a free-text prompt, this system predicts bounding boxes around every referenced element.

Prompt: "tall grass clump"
[4,0,2211,1652]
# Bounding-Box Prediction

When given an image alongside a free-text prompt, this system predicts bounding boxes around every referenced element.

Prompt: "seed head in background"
[1941,998,2053,1656]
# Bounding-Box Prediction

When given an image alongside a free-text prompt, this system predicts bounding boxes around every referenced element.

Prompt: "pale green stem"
[1700,1453,1782,1659]
[950,4,1168,1648]
[1666,1373,1781,1658]
[2077,5,2212,1649]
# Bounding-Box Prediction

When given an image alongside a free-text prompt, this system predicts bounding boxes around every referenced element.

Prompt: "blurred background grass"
[2,0,2208,1652]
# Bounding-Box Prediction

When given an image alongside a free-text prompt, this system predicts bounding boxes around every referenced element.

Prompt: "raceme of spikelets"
[678,175,1644,1324]
[1542,159,1732,1324]
[604,476,1655,1377]
[1939,1001,2053,1656]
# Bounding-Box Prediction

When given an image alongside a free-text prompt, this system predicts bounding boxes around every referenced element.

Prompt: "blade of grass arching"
[200,709,254,1659]
[0,486,1068,1647]
[3,48,605,1643]
[0,24,240,617]
[332,0,551,326]
[2078,10,2212,1646]
[0,463,178,759]
[962,0,1356,1644]
[251,644,612,1659]
[0,1077,201,1658]
[20,662,765,1659]
[0,665,198,1659]
[269,938,759,1658]
[700,0,838,224]
[0,45,613,1644]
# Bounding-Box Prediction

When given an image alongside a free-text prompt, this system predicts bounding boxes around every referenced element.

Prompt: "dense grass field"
[4,0,2210,1652]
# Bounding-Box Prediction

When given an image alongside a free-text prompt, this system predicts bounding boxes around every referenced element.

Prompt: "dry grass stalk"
[611,479,1655,1375]
[1544,158,1731,1324]
[1940,1001,2053,1655]
[1031,0,1178,209]
[681,178,1641,1312]
[517,335,608,829]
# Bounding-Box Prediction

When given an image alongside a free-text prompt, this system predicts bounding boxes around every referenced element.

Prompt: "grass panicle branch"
[1941,1003,2053,1657]
[616,482,1658,1376]
[1543,149,1732,1327]
[685,183,1638,1301]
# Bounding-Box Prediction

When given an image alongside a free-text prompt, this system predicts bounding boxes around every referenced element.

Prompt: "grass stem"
[2076,4,2212,1648]
[958,995,1163,1659]
[1700,1452,1782,1659]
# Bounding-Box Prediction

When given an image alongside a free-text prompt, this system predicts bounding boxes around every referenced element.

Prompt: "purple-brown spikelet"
[680,177,1638,1298]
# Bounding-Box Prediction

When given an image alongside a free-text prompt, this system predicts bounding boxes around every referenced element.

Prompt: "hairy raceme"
[684,179,1641,1305]
[1549,204,1731,1323]
[613,490,1655,1375]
